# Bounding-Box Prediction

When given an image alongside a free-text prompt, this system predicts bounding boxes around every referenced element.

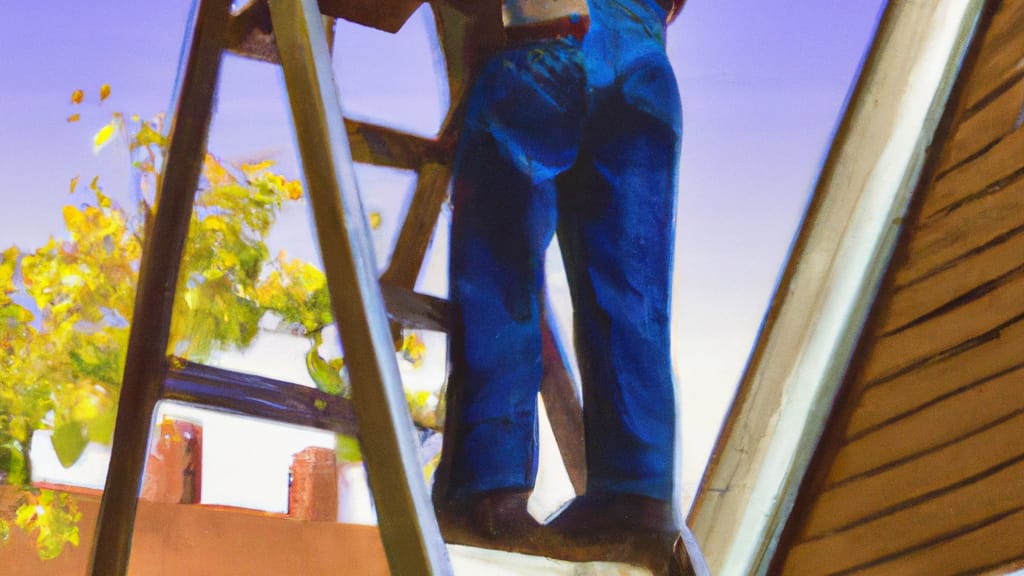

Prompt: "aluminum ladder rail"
[87,0,450,573]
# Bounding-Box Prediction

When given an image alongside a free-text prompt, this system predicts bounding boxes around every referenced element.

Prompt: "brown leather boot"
[469,489,539,539]
[546,492,691,575]
[546,491,678,536]
[435,489,539,544]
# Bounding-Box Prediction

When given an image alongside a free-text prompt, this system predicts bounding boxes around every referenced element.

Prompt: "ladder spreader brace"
[87,0,587,574]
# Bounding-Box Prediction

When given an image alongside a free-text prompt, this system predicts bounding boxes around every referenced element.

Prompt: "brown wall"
[773,0,1024,574]
[1,486,389,576]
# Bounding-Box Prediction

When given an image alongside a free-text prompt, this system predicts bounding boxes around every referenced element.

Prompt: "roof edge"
[686,1,988,574]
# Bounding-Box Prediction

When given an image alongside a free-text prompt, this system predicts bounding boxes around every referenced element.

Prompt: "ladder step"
[346,119,451,169]
[380,281,451,333]
[438,512,702,575]
[163,360,360,434]
[159,283,452,440]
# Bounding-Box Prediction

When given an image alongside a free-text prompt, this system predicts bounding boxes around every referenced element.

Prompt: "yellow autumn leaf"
[240,160,275,176]
[89,176,100,192]
[1,246,18,290]
[69,176,80,194]
[93,122,116,153]
[203,154,234,186]
[203,215,227,231]
[296,262,326,291]
[99,84,111,102]
[216,251,239,269]
[285,180,303,200]
[401,332,426,367]
[71,89,84,104]
[132,122,164,150]
[62,205,85,232]
[67,113,80,123]
[95,190,112,209]
[71,394,100,422]
[266,174,285,188]
[369,212,382,229]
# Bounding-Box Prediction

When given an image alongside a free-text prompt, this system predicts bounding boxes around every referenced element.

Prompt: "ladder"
[87,0,588,574]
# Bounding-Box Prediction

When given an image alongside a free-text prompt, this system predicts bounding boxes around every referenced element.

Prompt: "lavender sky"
[1,0,886,514]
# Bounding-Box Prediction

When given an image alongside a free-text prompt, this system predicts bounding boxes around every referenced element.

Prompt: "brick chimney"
[141,417,203,504]
[288,446,338,521]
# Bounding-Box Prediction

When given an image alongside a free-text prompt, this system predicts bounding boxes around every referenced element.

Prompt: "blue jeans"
[448,15,682,502]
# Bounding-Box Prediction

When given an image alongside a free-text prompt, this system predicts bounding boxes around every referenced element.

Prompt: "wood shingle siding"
[774,0,1024,573]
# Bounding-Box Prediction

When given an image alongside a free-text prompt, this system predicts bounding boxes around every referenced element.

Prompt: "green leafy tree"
[1,88,439,559]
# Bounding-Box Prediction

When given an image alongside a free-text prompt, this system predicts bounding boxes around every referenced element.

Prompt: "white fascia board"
[688,1,987,574]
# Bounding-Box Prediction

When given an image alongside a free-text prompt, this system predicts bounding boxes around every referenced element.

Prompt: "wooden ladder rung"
[380,281,452,333]
[346,119,452,169]
[160,285,453,433]
[439,513,699,575]
[163,360,361,434]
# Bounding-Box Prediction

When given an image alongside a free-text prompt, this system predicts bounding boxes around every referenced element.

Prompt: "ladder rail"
[267,0,451,573]
[87,0,233,574]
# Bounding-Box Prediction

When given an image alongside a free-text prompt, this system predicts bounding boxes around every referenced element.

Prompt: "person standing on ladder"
[440,0,692,570]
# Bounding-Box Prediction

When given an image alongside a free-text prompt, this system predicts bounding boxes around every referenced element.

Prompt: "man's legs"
[557,49,682,511]
[447,39,586,503]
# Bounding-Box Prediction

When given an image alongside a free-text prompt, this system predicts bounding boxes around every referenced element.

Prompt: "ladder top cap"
[320,0,425,33]
[246,0,425,33]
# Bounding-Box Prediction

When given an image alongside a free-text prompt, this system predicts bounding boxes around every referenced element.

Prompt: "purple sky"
[1,0,885,510]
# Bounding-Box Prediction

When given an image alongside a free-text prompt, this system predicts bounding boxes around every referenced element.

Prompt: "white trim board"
[686,1,988,574]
